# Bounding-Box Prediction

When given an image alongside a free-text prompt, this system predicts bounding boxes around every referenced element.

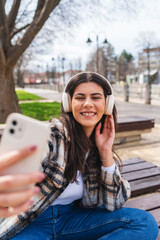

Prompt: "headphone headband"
[64,71,113,91]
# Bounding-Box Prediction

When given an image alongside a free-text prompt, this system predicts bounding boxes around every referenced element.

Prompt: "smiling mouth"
[81,112,96,116]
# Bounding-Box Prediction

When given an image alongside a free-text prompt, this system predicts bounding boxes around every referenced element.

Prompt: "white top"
[52,170,83,205]
[52,163,115,206]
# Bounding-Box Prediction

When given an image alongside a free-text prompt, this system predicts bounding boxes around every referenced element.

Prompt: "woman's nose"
[83,98,93,107]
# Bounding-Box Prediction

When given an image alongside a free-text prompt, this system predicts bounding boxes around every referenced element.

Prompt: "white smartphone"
[0,113,50,176]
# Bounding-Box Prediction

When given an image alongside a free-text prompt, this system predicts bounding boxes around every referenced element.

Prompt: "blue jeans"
[11,203,159,240]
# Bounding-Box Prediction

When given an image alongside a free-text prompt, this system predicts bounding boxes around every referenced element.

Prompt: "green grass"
[16,90,44,101]
[20,102,61,121]
[16,90,61,121]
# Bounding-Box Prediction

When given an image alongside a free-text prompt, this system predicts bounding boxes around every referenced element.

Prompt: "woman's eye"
[92,97,101,99]
[75,97,84,100]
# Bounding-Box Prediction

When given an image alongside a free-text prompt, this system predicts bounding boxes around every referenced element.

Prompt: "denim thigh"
[54,205,158,240]
[10,204,159,240]
[10,207,54,240]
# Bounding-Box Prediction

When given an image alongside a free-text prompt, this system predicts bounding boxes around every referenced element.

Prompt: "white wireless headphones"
[62,72,114,115]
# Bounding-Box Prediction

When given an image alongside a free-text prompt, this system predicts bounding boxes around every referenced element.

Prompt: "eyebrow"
[74,93,103,96]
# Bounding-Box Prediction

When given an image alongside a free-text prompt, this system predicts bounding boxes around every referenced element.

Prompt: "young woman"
[0,72,158,240]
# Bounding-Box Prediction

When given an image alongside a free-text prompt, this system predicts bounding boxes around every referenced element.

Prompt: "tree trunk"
[0,68,21,123]
[17,69,24,88]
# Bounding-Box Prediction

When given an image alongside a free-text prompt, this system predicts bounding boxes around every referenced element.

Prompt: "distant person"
[0,146,45,218]
[0,72,158,239]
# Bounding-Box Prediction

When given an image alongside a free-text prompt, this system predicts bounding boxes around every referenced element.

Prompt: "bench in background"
[115,116,155,144]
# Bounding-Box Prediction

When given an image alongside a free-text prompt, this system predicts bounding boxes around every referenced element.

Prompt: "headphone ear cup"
[62,92,72,112]
[104,95,114,115]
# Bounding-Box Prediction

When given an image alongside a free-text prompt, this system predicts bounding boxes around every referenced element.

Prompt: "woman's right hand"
[0,145,46,218]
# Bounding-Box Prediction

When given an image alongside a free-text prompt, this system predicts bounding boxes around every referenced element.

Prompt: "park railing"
[24,83,160,105]
[112,83,160,105]
[24,83,64,92]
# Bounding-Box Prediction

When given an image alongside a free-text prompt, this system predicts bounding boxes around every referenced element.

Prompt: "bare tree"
[0,0,63,123]
[135,31,159,74]
[86,44,116,81]
[135,31,158,50]
[0,0,141,123]
[116,50,135,82]
[14,48,34,88]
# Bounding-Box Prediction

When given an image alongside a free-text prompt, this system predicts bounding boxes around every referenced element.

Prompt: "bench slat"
[117,116,154,124]
[122,162,156,173]
[122,168,160,181]
[117,117,154,132]
[130,175,160,196]
[122,158,146,166]
[124,193,160,210]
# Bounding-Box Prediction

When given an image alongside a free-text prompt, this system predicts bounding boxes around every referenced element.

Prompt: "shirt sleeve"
[100,164,131,211]
[101,162,115,173]
[81,164,131,212]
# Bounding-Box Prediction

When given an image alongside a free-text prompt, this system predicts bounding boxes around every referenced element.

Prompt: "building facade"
[138,47,160,84]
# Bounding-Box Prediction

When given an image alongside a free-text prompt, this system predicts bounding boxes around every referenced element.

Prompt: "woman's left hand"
[95,114,115,166]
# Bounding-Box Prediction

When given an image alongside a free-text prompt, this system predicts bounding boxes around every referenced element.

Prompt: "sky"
[30,0,160,71]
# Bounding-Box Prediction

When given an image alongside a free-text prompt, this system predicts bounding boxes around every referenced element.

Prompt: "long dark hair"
[60,72,120,183]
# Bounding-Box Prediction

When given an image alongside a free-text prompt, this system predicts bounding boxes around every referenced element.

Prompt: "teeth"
[82,113,95,116]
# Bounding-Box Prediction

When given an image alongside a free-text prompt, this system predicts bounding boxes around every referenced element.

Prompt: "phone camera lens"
[12,120,17,126]
[9,129,15,134]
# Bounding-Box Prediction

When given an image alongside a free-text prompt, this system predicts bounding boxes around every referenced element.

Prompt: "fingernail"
[33,187,40,194]
[38,173,46,180]
[29,200,34,206]
[28,145,37,152]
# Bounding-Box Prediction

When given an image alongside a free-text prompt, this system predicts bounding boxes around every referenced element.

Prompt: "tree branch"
[14,1,33,26]
[10,23,30,39]
[0,0,6,27]
[8,0,61,66]
[33,0,46,19]
[7,0,21,33]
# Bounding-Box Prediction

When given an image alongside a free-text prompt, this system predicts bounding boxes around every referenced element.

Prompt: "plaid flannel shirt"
[0,119,130,239]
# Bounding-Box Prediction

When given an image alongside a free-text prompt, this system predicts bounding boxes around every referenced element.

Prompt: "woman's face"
[72,82,105,137]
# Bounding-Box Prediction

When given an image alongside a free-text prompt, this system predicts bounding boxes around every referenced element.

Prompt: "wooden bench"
[115,116,155,144]
[122,158,160,238]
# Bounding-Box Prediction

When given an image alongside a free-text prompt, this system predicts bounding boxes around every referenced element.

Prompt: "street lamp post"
[53,56,66,85]
[145,45,151,104]
[46,63,49,83]
[51,57,55,84]
[147,45,150,85]
[86,34,108,73]
[61,57,66,85]
[36,64,40,83]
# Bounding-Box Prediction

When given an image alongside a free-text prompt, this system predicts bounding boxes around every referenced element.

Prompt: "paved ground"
[23,88,63,103]
[24,88,160,167]
[115,101,160,167]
